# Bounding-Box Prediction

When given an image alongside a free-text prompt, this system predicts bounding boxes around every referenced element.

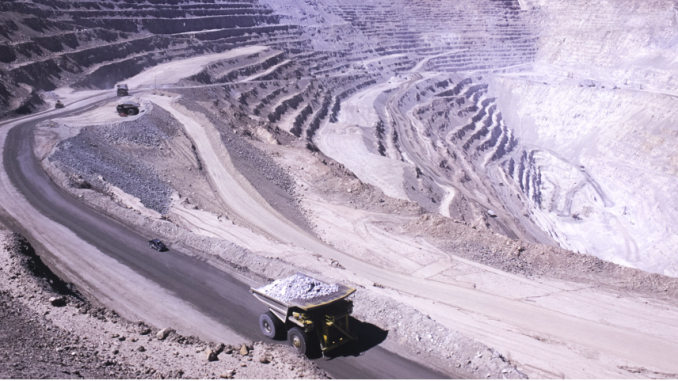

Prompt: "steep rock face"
[529,0,678,93]
[487,0,678,275]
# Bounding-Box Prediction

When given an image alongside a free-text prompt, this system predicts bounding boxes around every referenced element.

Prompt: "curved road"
[1,102,447,379]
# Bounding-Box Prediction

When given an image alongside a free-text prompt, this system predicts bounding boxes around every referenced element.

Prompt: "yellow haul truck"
[251,273,356,357]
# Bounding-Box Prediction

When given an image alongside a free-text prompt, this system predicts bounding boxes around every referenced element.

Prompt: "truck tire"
[127,107,139,115]
[259,311,283,339]
[287,327,309,355]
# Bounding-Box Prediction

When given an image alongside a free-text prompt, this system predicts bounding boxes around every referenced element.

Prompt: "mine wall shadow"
[317,317,388,360]
[11,233,81,298]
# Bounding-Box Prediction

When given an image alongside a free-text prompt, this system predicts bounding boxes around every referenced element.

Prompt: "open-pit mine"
[1,0,678,379]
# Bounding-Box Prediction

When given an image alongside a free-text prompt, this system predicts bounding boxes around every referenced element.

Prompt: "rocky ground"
[36,131,525,379]
[179,96,314,235]
[30,86,678,378]
[406,213,678,300]
[0,228,329,379]
[251,115,678,303]
[2,0,677,378]
[48,104,177,215]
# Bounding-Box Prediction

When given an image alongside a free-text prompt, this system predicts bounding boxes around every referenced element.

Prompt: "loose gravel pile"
[98,105,180,146]
[48,104,178,214]
[259,274,339,302]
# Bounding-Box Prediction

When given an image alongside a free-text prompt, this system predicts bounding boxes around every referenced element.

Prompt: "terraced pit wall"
[4,0,678,274]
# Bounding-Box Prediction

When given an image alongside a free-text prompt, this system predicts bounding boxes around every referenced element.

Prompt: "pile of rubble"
[259,273,339,302]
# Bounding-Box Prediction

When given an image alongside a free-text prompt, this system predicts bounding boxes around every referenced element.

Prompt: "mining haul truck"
[116,102,139,116]
[55,100,65,109]
[116,84,129,96]
[251,273,356,357]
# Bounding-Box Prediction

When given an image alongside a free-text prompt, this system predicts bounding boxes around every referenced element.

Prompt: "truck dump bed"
[252,280,355,311]
[251,273,355,310]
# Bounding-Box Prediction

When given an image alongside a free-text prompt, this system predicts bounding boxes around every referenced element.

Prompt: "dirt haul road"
[0,100,448,379]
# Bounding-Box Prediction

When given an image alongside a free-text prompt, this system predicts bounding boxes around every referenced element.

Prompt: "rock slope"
[0,229,329,379]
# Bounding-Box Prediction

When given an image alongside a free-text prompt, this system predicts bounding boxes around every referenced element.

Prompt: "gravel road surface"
[1,103,447,379]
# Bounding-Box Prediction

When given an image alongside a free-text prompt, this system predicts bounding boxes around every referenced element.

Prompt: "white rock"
[156,327,174,340]
[259,274,339,302]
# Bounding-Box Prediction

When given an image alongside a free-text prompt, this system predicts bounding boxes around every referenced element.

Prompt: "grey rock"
[156,327,174,340]
[214,343,225,355]
[220,369,235,378]
[206,349,219,362]
[49,296,66,307]
[239,344,249,356]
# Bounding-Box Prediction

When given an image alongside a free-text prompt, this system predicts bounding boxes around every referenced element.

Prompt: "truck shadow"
[314,317,388,360]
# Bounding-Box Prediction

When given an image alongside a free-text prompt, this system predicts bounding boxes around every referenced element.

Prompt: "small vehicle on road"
[148,239,168,252]
[117,102,140,116]
[55,100,65,109]
[251,273,356,357]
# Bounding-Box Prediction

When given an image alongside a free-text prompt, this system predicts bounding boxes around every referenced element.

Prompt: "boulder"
[140,327,152,335]
[49,296,66,307]
[214,343,225,355]
[239,344,249,356]
[220,370,235,379]
[206,349,219,362]
[156,327,174,340]
[259,354,271,364]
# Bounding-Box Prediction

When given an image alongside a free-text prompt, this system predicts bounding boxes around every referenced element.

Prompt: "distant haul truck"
[116,84,129,96]
[251,273,356,357]
[55,100,65,109]
[116,102,140,116]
